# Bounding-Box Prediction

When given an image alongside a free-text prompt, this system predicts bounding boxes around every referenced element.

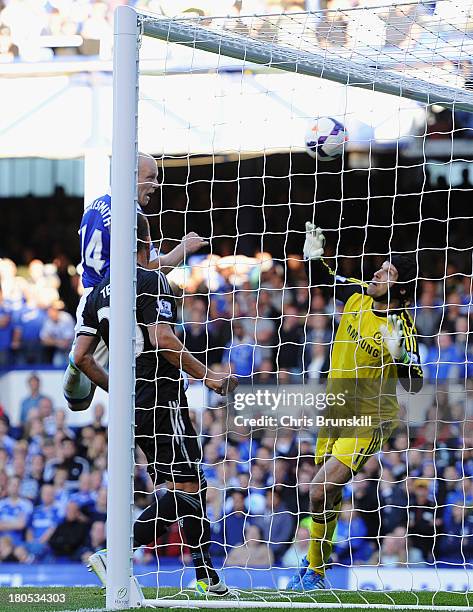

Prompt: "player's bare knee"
[310,457,352,514]
[310,485,335,514]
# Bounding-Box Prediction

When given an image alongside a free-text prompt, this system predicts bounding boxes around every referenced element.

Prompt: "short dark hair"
[137,213,150,253]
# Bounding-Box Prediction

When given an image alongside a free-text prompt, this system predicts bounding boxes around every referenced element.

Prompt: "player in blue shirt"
[63,153,207,411]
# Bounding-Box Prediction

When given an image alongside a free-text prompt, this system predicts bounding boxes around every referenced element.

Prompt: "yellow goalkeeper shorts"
[314,426,393,473]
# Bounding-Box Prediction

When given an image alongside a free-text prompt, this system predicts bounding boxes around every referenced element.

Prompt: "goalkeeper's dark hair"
[391,252,418,304]
[137,213,150,253]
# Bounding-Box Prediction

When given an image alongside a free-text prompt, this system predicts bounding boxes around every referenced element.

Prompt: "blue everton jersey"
[80,193,158,289]
[79,193,112,289]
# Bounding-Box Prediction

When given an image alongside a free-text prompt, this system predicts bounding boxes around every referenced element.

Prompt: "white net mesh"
[129,2,473,608]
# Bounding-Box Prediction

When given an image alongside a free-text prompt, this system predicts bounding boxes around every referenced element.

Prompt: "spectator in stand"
[375,526,424,567]
[181,301,208,364]
[45,437,88,490]
[333,501,373,566]
[414,282,443,347]
[57,438,89,490]
[307,342,328,380]
[51,468,70,515]
[38,397,56,437]
[425,332,464,381]
[453,316,473,379]
[0,535,32,563]
[0,476,33,546]
[436,505,473,566]
[379,469,408,535]
[81,520,106,563]
[408,479,436,563]
[275,305,305,380]
[0,285,12,368]
[11,296,47,365]
[24,416,45,460]
[25,454,45,497]
[282,525,310,570]
[295,463,313,519]
[48,501,89,560]
[91,403,106,433]
[25,484,62,560]
[252,487,295,563]
[70,473,95,518]
[89,486,107,523]
[0,416,15,457]
[54,409,76,440]
[40,300,75,366]
[221,489,247,552]
[222,320,261,379]
[226,524,273,568]
[19,373,50,423]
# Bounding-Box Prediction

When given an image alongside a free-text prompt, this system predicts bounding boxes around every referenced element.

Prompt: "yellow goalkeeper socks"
[307,495,342,576]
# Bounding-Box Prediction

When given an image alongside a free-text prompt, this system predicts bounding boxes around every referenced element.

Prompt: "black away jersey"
[78,267,180,398]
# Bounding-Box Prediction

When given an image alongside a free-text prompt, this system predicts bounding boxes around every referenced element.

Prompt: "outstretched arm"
[148,232,208,273]
[148,322,238,396]
[304,222,366,303]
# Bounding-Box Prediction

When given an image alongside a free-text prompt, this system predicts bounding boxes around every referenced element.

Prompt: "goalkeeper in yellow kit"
[287,223,423,591]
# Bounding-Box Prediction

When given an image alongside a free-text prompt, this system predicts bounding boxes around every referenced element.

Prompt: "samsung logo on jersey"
[346,323,380,358]
[88,198,111,227]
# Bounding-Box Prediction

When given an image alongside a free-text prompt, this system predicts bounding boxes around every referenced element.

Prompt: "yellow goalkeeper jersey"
[313,262,423,423]
[330,291,419,379]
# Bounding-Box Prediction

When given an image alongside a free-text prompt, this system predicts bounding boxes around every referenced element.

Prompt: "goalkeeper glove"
[379,314,409,364]
[303,222,325,261]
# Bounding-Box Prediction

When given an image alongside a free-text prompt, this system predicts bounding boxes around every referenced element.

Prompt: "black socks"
[133,487,218,583]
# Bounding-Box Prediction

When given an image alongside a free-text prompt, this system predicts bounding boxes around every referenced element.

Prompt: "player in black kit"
[73,214,238,597]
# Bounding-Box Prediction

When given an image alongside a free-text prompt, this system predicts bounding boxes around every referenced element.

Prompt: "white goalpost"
[108,2,473,610]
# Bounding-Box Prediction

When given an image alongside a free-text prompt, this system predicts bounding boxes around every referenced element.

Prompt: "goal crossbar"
[140,13,473,113]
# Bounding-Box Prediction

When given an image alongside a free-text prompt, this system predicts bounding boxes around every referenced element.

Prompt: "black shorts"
[135,383,202,485]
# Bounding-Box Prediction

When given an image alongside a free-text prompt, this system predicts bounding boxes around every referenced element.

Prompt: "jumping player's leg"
[134,399,226,594]
[307,456,351,577]
[133,472,222,588]
[308,429,386,578]
[63,289,108,411]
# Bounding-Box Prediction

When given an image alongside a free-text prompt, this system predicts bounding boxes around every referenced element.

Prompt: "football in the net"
[305,117,348,161]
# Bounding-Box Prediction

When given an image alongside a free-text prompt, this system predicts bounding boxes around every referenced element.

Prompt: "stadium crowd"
[0,0,471,64]
[0,242,473,568]
[1,244,472,380]
[0,370,472,568]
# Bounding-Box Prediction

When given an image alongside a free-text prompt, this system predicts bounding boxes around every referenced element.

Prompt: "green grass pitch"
[0,587,472,612]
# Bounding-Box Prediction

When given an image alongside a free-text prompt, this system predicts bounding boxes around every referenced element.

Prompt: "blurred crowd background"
[0,0,472,63]
[0,371,472,568]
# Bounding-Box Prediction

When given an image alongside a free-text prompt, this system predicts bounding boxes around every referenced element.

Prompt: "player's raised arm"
[303,221,366,303]
[147,232,208,274]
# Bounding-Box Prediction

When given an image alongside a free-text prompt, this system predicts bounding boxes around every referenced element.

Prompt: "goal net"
[107,2,473,610]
